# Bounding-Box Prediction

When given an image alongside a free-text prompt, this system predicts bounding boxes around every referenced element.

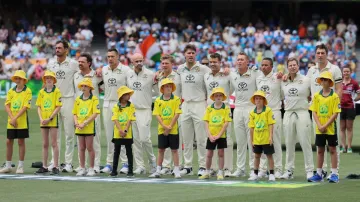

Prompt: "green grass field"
[1,99,360,202]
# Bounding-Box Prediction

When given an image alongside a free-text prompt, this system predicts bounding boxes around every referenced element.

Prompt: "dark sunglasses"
[201,63,209,65]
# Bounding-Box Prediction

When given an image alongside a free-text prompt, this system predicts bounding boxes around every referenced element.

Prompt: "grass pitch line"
[0,174,318,188]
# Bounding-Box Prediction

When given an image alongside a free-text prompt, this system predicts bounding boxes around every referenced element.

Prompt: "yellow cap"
[160,78,176,94]
[316,71,334,87]
[250,90,268,105]
[11,70,28,84]
[117,86,134,99]
[77,78,94,90]
[42,71,57,84]
[210,87,227,101]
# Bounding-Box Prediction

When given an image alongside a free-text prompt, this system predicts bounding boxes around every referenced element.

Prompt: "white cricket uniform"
[47,57,79,165]
[102,63,131,165]
[204,71,234,171]
[156,71,184,169]
[307,61,342,170]
[256,72,283,172]
[281,72,314,173]
[74,70,102,169]
[126,67,157,170]
[178,62,210,169]
[230,69,261,172]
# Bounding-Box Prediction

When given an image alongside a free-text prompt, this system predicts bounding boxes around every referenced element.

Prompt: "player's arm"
[322,113,339,130]
[49,106,61,121]
[5,104,14,119]
[155,115,166,128]
[73,115,79,126]
[334,82,342,100]
[83,113,98,126]
[204,121,212,139]
[37,106,43,122]
[312,111,323,129]
[216,121,229,140]
[13,106,28,120]
[268,124,274,145]
[353,83,360,102]
[249,128,254,147]
[169,114,180,129]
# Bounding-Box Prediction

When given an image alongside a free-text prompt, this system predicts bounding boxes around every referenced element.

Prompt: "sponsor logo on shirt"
[288,88,298,96]
[255,120,265,130]
[79,107,88,117]
[209,81,219,90]
[12,99,21,110]
[118,113,128,123]
[162,106,172,119]
[260,85,270,94]
[108,78,117,87]
[320,104,328,115]
[237,82,248,91]
[211,115,223,124]
[133,82,142,90]
[44,99,52,109]
[185,74,195,83]
[56,70,66,79]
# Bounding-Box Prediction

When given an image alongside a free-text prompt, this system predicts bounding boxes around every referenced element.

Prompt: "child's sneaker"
[50,167,60,175]
[35,167,49,174]
[174,172,181,179]
[224,169,231,177]
[217,173,224,180]
[248,173,258,181]
[86,168,96,176]
[347,148,353,153]
[76,168,86,176]
[328,174,339,183]
[149,172,160,178]
[198,173,210,180]
[0,167,12,173]
[280,170,294,179]
[16,167,24,174]
[308,173,323,182]
[119,163,129,174]
[180,167,193,176]
[160,167,171,175]
[268,174,276,181]
[258,170,268,178]
[101,164,112,173]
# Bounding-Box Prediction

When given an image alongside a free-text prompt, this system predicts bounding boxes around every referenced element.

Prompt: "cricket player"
[155,54,183,175]
[256,58,283,178]
[281,58,314,180]
[101,48,131,174]
[204,53,234,177]
[126,53,157,174]
[306,44,342,178]
[47,40,79,172]
[230,52,261,177]
[73,53,103,173]
[177,44,210,176]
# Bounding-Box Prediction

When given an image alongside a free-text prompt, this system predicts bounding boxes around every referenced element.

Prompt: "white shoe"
[224,169,231,177]
[94,166,100,173]
[209,169,216,177]
[160,167,171,175]
[149,161,157,174]
[268,174,276,181]
[76,168,86,176]
[101,165,112,174]
[16,167,24,174]
[0,167,12,173]
[134,167,146,175]
[197,167,206,176]
[274,171,282,179]
[119,164,129,174]
[62,164,73,173]
[248,173,258,181]
[74,166,82,173]
[180,167,193,176]
[86,168,96,176]
[258,171,268,179]
[148,172,160,178]
[306,172,314,180]
[47,163,54,171]
[231,169,246,177]
[280,170,294,179]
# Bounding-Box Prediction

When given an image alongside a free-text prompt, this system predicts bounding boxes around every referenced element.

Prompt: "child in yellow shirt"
[35,71,62,175]
[0,70,32,174]
[150,78,182,179]
[110,86,136,178]
[199,87,232,180]
[72,78,100,176]
[248,90,276,181]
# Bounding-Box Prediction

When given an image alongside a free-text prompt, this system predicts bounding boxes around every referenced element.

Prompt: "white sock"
[206,169,210,175]
[316,168,322,176]
[156,166,161,173]
[218,170,223,175]
[18,161,24,167]
[173,166,180,173]
[6,161,12,168]
[331,168,338,175]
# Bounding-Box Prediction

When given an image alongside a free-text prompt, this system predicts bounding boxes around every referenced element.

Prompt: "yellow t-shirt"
[309,89,341,135]
[203,103,232,138]
[36,86,62,127]
[248,106,276,145]
[152,94,182,135]
[111,102,136,139]
[72,94,100,134]
[5,85,32,129]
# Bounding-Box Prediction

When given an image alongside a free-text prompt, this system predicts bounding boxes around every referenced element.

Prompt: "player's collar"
[315,61,331,72]
[43,85,56,93]
[80,93,93,100]
[253,106,266,114]
[211,102,225,109]
[237,68,251,76]
[160,94,174,101]
[319,89,334,97]
[289,72,301,82]
[185,62,201,71]
[13,85,27,93]
[118,101,131,108]
[57,57,70,65]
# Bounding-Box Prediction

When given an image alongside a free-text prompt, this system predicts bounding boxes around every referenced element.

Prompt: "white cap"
[197,25,203,30]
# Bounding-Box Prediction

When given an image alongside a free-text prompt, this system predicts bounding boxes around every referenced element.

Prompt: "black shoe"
[35,167,49,174]
[127,172,134,178]
[50,167,60,175]
[109,172,118,177]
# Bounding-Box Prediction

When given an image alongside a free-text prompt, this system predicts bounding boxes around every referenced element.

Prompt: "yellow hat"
[160,78,176,94]
[210,87,227,101]
[11,70,28,84]
[316,71,334,87]
[250,90,268,105]
[77,78,94,90]
[42,71,57,84]
[117,86,134,99]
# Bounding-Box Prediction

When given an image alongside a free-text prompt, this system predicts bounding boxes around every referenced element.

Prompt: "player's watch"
[124,130,128,133]
[49,117,53,121]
